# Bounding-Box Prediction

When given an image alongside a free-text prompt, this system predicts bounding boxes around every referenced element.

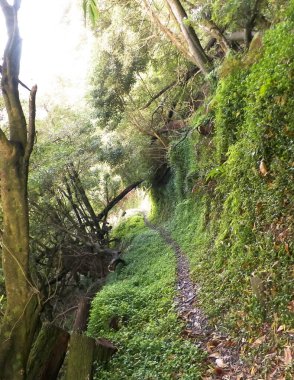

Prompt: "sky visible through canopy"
[0,0,93,106]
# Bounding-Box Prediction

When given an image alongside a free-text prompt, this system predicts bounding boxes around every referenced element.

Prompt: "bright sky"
[0,0,93,106]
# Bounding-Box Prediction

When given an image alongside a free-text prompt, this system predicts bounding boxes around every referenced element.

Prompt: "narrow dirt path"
[144,216,249,380]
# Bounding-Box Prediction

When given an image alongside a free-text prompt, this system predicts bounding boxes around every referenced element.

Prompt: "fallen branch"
[96,180,143,222]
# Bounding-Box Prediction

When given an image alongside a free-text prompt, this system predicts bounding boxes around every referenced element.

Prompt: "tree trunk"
[65,293,117,379]
[72,297,91,333]
[96,180,143,222]
[141,0,194,63]
[141,0,211,73]
[0,1,40,378]
[202,17,231,53]
[26,323,70,380]
[0,157,40,380]
[165,0,212,74]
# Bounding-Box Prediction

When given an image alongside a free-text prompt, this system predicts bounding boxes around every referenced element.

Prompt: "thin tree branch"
[141,66,199,109]
[141,0,194,63]
[24,85,37,169]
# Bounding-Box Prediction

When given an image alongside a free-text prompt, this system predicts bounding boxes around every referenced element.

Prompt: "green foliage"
[168,136,196,201]
[214,56,248,161]
[89,48,147,129]
[210,0,288,31]
[88,217,204,379]
[112,215,146,243]
[157,10,294,342]
[83,0,99,27]
[88,3,150,130]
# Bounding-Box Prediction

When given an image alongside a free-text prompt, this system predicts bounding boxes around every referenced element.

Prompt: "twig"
[0,64,31,91]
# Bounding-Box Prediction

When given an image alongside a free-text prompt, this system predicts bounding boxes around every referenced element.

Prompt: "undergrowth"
[155,8,294,376]
[88,216,204,379]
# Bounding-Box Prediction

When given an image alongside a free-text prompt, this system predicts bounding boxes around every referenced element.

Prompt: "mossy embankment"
[153,9,293,376]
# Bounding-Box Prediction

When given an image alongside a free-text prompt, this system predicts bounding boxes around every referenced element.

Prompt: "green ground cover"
[88,216,204,379]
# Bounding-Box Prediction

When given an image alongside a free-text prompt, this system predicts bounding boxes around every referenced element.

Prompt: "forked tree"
[0,1,40,379]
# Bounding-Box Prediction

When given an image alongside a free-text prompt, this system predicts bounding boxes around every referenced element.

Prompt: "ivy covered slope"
[163,7,293,350]
[88,216,204,379]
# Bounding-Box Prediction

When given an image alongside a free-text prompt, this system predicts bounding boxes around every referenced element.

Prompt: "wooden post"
[65,333,96,380]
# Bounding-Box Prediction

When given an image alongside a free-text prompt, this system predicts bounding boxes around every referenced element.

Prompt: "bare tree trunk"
[141,0,211,74]
[201,17,231,53]
[165,0,212,74]
[141,0,194,63]
[0,1,40,379]
[65,333,96,380]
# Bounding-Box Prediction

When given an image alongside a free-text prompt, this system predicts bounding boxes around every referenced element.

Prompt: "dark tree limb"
[202,17,231,53]
[67,163,101,234]
[72,297,91,333]
[96,180,143,222]
[26,324,69,380]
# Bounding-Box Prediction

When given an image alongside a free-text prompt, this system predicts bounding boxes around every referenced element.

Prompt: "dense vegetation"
[88,3,294,378]
[0,0,293,379]
[88,216,204,379]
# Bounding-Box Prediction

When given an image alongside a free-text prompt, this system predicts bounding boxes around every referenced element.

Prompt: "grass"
[88,216,204,379]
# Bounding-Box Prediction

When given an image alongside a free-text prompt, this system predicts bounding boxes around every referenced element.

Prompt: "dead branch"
[96,180,143,222]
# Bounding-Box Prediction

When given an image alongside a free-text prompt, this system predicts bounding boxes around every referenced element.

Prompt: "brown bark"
[141,0,194,63]
[72,297,91,333]
[67,163,100,230]
[26,323,70,380]
[201,18,231,53]
[96,180,143,222]
[141,66,199,109]
[0,1,40,379]
[165,0,212,74]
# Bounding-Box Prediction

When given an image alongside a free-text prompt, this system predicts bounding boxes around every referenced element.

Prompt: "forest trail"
[143,215,249,380]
